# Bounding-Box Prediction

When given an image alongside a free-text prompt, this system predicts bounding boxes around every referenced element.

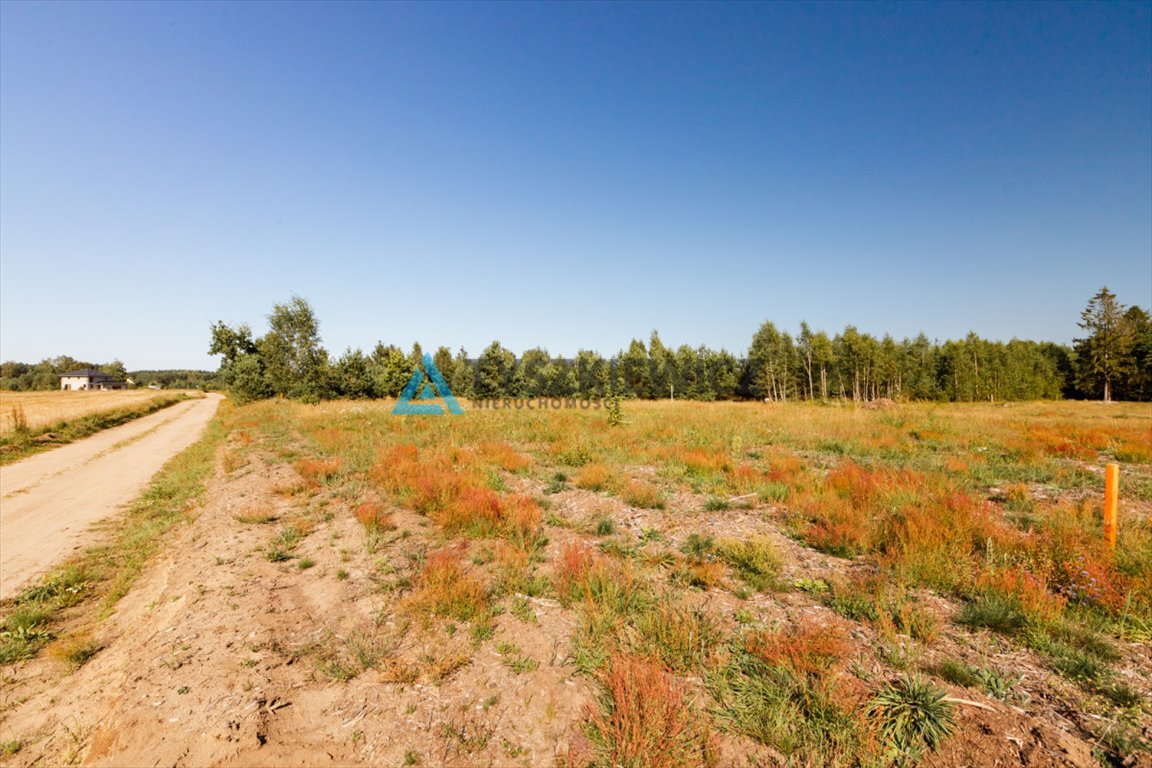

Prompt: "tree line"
[0,357,217,391]
[207,289,1151,405]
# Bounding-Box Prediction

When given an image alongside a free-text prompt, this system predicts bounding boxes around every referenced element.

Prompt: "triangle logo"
[393,354,464,415]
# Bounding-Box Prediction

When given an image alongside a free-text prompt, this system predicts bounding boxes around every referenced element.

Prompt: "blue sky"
[1,1,1149,370]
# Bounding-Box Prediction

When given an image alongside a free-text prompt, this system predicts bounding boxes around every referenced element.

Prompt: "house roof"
[60,369,114,379]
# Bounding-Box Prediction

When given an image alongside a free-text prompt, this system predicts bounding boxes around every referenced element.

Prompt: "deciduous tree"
[262,295,329,400]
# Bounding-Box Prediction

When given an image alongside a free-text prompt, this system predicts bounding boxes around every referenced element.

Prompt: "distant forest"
[5,289,1146,403]
[0,358,217,391]
[205,288,1151,405]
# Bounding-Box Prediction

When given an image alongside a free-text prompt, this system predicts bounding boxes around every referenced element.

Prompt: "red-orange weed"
[745,623,851,677]
[353,501,392,529]
[477,441,532,472]
[583,654,705,768]
[406,546,488,621]
[977,566,1066,623]
[295,456,342,483]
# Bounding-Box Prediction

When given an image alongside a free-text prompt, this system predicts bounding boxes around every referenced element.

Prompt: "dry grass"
[620,480,666,510]
[404,546,489,622]
[219,396,1151,766]
[575,463,618,492]
[294,456,342,483]
[46,631,101,670]
[0,390,184,435]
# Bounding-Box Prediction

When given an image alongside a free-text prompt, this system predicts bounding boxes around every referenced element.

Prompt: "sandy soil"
[0,394,222,600]
[0,438,591,767]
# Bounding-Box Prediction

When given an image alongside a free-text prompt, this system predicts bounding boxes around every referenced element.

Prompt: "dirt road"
[0,393,222,600]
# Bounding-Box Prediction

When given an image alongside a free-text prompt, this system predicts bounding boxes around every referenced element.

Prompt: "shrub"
[605,397,623,428]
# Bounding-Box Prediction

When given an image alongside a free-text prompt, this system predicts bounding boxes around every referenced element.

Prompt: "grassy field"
[3,397,1149,765]
[0,390,184,435]
[234,397,1150,764]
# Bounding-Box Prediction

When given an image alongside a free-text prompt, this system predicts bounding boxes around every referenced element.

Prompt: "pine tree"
[449,347,474,399]
[1114,306,1152,401]
[475,341,516,398]
[620,339,651,398]
[333,348,373,398]
[517,347,551,397]
[1075,287,1131,402]
[369,343,412,398]
[649,331,673,399]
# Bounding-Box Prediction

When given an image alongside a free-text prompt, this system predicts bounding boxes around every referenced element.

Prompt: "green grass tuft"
[866,674,955,764]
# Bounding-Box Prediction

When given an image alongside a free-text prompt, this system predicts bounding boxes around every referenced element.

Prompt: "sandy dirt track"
[0,394,223,600]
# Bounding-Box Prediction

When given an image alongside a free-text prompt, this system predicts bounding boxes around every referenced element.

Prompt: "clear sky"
[1,1,1149,370]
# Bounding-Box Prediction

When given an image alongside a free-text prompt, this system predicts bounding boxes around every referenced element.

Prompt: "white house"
[60,369,128,391]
